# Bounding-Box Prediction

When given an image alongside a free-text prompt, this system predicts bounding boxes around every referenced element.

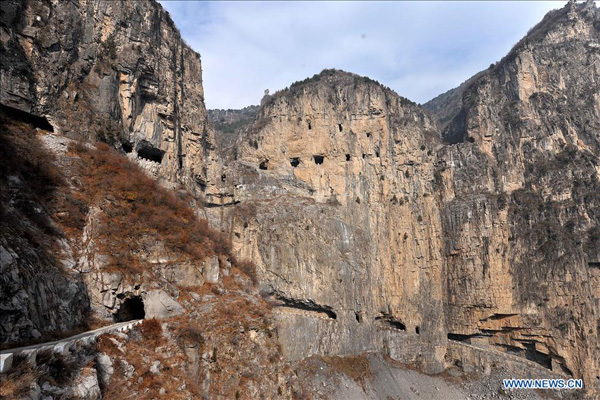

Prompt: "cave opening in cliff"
[290,157,300,168]
[307,121,312,130]
[589,262,600,269]
[0,104,54,132]
[338,124,343,132]
[447,333,472,342]
[522,342,552,370]
[276,295,337,320]
[114,296,145,322]
[346,154,351,161]
[415,326,420,334]
[375,314,406,331]
[121,140,133,153]
[313,155,324,165]
[355,312,362,323]
[366,132,371,138]
[259,160,269,170]
[136,140,165,163]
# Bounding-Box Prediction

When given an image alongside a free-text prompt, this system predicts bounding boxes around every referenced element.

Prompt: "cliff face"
[0,113,89,346]
[205,2,600,391]
[437,1,600,387]
[2,0,600,396]
[0,0,214,187]
[206,70,448,373]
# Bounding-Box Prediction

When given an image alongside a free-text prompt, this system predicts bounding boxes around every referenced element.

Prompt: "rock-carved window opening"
[366,132,371,138]
[122,141,133,153]
[221,174,227,182]
[375,314,406,331]
[259,160,269,170]
[415,326,420,334]
[308,121,312,130]
[290,158,300,168]
[313,155,324,165]
[346,154,351,161]
[338,124,343,132]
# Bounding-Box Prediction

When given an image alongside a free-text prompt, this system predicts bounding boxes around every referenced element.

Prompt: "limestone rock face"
[2,0,599,395]
[0,0,214,187]
[206,3,600,391]
[436,1,600,389]
[208,70,447,373]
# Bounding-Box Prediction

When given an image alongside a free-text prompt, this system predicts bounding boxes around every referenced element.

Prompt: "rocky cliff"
[207,69,447,373]
[437,0,600,388]
[0,0,214,187]
[1,0,599,397]
[204,2,600,393]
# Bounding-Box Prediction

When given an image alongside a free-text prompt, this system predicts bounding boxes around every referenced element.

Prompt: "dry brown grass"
[232,258,258,285]
[64,141,234,275]
[322,354,372,386]
[0,356,39,399]
[139,318,163,344]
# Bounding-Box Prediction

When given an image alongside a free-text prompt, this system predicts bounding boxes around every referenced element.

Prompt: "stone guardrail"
[0,319,143,374]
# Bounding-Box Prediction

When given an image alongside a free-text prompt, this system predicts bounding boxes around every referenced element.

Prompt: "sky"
[158,1,566,110]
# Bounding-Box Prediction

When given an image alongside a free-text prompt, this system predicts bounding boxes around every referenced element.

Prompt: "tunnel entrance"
[121,140,133,153]
[114,296,145,322]
[0,104,55,132]
[136,140,165,163]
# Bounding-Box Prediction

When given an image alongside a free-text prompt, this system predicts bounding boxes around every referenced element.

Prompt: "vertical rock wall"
[208,71,447,373]
[437,2,600,389]
[0,0,214,187]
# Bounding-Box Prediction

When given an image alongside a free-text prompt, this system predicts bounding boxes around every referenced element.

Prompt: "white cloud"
[159,1,563,109]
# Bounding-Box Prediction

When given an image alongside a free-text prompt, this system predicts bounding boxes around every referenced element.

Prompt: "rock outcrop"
[0,113,90,346]
[0,0,214,187]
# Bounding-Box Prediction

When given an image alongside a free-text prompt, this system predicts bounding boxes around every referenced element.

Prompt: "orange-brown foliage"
[139,318,163,343]
[232,258,259,285]
[68,142,232,273]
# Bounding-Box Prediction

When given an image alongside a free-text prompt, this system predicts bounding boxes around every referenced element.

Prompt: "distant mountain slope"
[422,70,486,130]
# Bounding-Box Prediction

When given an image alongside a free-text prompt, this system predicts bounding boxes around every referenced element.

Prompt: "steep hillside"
[1,0,599,398]
[0,114,296,399]
[0,111,89,347]
[422,70,486,130]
